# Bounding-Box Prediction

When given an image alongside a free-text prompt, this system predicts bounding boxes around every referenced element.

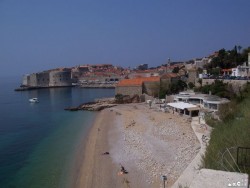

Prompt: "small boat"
[29,98,39,103]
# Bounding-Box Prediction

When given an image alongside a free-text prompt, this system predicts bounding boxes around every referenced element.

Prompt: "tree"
[205,46,249,72]
[199,80,236,99]
[148,82,160,98]
[172,67,179,73]
[188,82,195,89]
[159,80,169,99]
[210,67,221,76]
[170,80,187,94]
[197,67,203,74]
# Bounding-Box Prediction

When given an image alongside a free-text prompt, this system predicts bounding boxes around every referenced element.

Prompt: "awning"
[167,102,198,110]
[186,107,200,111]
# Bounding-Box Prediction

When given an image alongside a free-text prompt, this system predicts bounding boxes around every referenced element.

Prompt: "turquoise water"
[0,77,114,188]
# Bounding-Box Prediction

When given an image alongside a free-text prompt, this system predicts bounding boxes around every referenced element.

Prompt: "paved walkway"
[171,116,211,188]
[172,117,249,188]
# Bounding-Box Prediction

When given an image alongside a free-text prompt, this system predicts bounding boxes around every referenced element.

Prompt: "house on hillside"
[231,62,250,77]
[160,73,180,89]
[222,52,250,77]
[115,76,160,97]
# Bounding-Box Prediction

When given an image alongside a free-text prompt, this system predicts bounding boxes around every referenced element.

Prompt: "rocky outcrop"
[65,95,143,112]
[79,103,117,111]
[114,94,142,104]
[65,99,117,111]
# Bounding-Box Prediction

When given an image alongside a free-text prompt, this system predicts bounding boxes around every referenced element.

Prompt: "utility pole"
[160,175,167,188]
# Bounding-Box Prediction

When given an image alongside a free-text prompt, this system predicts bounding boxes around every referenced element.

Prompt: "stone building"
[71,65,90,79]
[187,68,197,84]
[160,73,180,89]
[27,72,50,87]
[115,76,160,96]
[49,69,72,87]
[194,57,209,68]
[128,70,159,79]
[22,68,72,88]
[22,74,29,86]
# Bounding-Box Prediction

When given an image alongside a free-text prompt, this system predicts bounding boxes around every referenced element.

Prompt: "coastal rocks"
[64,98,117,111]
[65,94,143,112]
[114,94,142,104]
[81,103,117,111]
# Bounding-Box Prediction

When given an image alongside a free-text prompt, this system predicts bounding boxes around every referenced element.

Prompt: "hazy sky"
[1,0,250,76]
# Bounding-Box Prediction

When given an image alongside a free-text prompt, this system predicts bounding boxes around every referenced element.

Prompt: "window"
[210,103,218,110]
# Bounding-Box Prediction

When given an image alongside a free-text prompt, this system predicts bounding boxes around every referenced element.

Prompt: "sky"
[1,0,250,77]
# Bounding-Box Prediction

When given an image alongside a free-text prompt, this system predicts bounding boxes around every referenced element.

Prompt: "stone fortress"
[22,68,72,88]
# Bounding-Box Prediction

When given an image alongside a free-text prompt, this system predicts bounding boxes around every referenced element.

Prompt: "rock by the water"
[65,95,143,112]
[64,97,117,111]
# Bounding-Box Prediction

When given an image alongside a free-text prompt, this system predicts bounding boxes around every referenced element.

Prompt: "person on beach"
[119,163,128,174]
[101,152,109,155]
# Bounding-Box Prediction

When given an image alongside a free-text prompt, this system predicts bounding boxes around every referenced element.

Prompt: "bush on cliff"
[203,83,250,174]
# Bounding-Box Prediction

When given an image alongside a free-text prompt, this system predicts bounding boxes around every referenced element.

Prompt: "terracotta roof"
[117,76,160,87]
[161,73,179,79]
[221,69,232,72]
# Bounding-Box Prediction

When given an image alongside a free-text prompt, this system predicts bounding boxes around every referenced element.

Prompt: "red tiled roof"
[161,73,179,79]
[117,76,160,87]
[221,69,232,72]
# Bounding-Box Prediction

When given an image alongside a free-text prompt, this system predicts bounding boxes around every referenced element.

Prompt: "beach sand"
[75,103,200,188]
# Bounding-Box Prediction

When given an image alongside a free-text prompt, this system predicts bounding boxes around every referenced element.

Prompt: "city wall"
[202,79,249,92]
[49,71,72,87]
[115,86,142,96]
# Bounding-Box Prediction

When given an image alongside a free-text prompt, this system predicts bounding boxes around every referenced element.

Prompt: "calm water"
[0,77,114,188]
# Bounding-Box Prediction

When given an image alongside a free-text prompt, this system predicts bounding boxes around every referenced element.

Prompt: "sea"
[0,76,115,188]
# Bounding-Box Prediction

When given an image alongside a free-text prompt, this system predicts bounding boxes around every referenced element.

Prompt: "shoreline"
[76,103,200,188]
[74,109,121,188]
[14,85,75,91]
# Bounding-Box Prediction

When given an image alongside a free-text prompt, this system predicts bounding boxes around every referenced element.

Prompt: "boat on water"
[29,98,39,103]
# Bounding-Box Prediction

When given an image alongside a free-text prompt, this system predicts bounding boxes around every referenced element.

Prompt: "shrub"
[204,91,250,174]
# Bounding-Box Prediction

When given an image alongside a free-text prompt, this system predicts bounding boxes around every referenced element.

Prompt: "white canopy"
[167,102,198,110]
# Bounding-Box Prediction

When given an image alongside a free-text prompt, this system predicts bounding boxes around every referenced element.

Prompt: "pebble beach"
[76,103,200,188]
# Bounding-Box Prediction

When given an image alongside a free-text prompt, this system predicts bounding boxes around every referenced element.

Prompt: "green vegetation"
[148,82,161,98]
[150,80,188,98]
[204,46,250,73]
[188,82,195,89]
[115,93,124,101]
[172,66,180,73]
[194,80,235,99]
[167,80,187,95]
[203,83,250,174]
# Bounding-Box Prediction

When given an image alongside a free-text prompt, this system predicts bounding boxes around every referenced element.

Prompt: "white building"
[173,91,230,112]
[231,52,250,77]
[231,64,250,77]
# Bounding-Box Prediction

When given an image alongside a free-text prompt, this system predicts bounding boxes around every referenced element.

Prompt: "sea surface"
[0,77,115,188]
